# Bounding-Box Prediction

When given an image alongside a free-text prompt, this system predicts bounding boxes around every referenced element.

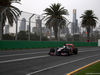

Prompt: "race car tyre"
[50,48,55,53]
[73,48,78,54]
[67,49,71,56]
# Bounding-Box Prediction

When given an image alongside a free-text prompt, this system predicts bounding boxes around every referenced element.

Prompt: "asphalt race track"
[0,47,100,75]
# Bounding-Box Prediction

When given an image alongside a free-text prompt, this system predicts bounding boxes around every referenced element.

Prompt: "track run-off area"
[0,47,100,75]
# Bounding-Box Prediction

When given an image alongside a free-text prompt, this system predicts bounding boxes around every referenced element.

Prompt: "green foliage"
[17,31,28,40]
[30,33,39,41]
[3,34,15,40]
[42,36,49,41]
[30,33,49,41]
[0,0,21,6]
[17,31,49,41]
[80,10,98,40]
[44,3,69,39]
[2,31,49,41]
[0,0,21,38]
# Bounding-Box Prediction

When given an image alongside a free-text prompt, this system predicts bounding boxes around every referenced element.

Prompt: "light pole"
[15,16,18,41]
[58,19,71,41]
[58,20,65,41]
[39,16,46,41]
[0,7,8,40]
[15,11,22,41]
[66,22,71,41]
[50,19,55,41]
[28,14,35,41]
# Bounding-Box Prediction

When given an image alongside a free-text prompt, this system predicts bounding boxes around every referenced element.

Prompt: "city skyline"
[13,0,100,25]
[71,9,79,34]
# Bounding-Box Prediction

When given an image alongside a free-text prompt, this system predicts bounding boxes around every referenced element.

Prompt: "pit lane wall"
[0,41,98,50]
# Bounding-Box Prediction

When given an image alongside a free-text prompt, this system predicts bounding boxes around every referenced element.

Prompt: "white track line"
[0,55,49,64]
[0,49,99,58]
[26,54,100,75]
[0,49,99,64]
[0,51,47,57]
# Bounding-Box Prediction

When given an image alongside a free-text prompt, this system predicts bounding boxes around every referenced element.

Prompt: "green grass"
[74,62,100,75]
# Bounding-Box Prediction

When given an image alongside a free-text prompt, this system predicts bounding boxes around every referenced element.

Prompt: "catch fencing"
[1,7,100,42]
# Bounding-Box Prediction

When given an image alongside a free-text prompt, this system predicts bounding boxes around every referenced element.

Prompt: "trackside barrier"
[98,39,100,46]
[0,41,98,50]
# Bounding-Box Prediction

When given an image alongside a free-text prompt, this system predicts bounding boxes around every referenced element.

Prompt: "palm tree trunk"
[53,25,58,40]
[87,26,90,42]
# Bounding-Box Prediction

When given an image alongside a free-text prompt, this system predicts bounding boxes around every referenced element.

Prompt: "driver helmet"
[64,43,67,46]
[63,46,65,48]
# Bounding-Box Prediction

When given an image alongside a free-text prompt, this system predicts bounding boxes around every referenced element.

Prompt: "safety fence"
[1,10,100,42]
[0,41,98,50]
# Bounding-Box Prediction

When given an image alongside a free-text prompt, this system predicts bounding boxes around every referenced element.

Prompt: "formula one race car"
[48,44,78,56]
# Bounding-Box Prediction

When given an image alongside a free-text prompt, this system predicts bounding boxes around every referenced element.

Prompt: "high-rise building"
[73,9,76,24]
[61,27,69,34]
[32,27,38,34]
[5,25,9,34]
[36,17,41,28]
[27,25,31,32]
[35,17,41,35]
[42,27,50,36]
[71,9,79,34]
[19,18,26,32]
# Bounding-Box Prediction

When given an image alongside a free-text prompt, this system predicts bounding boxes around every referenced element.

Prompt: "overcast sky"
[13,0,100,26]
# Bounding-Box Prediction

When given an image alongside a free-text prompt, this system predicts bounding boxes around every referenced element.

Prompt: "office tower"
[61,27,69,34]
[19,18,26,32]
[36,17,41,28]
[36,17,41,35]
[32,27,38,34]
[5,25,9,34]
[73,9,76,24]
[71,9,79,34]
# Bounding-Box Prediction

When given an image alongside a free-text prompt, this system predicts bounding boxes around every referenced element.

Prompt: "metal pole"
[0,7,8,40]
[39,20,42,41]
[39,16,46,41]
[66,22,71,41]
[15,17,18,40]
[15,11,22,41]
[28,14,35,41]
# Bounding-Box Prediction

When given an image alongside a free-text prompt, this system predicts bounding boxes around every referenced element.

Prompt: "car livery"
[49,44,78,56]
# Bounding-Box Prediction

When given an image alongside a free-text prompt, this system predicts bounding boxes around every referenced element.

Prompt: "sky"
[13,0,100,26]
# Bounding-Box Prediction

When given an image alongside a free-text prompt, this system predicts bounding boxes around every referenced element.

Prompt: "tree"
[3,34,15,40]
[17,31,28,40]
[80,10,98,41]
[44,3,69,40]
[0,0,21,39]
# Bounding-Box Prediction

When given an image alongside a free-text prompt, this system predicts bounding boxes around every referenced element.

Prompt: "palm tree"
[44,3,69,40]
[0,0,21,39]
[80,10,98,41]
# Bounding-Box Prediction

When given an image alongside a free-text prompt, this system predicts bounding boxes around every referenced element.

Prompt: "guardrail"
[0,41,98,50]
